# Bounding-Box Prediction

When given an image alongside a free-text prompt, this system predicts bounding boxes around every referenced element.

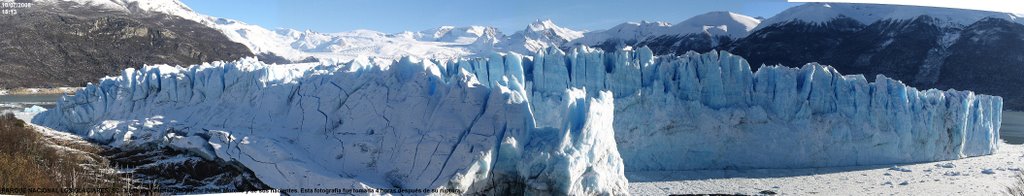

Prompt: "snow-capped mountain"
[573,11,760,46]
[202,18,312,62]
[663,11,761,38]
[22,0,1024,112]
[252,19,581,63]
[0,0,250,88]
[37,0,469,63]
[38,0,315,62]
[571,11,761,55]
[270,28,475,64]
[239,19,585,62]
[36,0,196,18]
[571,21,673,46]
[756,3,1022,30]
[728,2,1024,110]
[499,19,585,54]
[400,26,504,44]
[72,0,555,62]
[197,8,488,63]
[40,0,770,65]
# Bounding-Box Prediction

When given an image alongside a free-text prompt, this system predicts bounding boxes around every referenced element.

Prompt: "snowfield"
[33,47,1002,194]
[629,141,1024,195]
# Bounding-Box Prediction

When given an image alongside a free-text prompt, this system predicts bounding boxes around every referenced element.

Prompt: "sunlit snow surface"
[34,48,1001,195]
[629,142,1024,195]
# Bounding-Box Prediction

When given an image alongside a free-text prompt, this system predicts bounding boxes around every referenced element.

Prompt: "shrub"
[0,113,144,195]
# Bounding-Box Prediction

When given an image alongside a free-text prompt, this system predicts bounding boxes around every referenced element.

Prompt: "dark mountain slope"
[0,2,252,88]
[723,16,1024,109]
[938,18,1024,109]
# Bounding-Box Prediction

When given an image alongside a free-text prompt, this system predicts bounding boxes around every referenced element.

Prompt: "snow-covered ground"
[629,142,1024,195]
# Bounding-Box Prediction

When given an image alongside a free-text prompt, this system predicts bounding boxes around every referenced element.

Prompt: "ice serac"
[35,47,1001,192]
[34,58,628,195]
[471,89,627,195]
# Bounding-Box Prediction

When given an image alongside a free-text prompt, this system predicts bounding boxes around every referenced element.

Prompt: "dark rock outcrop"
[0,2,252,88]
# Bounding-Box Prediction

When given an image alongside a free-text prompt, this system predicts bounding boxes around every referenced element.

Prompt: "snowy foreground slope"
[34,48,1001,194]
[629,142,1024,195]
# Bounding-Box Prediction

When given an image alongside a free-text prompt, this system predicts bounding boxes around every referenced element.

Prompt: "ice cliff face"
[527,47,1001,170]
[34,57,627,195]
[35,47,1001,193]
[602,49,1001,170]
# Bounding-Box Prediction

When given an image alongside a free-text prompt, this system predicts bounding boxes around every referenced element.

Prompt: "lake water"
[0,93,63,105]
[1001,111,1024,144]
[0,94,64,115]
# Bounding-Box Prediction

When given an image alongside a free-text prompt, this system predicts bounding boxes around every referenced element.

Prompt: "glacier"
[33,57,628,195]
[34,47,1001,194]
[528,47,1000,171]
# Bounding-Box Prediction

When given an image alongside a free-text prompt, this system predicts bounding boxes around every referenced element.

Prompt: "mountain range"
[725,3,1024,109]
[0,0,251,88]
[4,0,1024,110]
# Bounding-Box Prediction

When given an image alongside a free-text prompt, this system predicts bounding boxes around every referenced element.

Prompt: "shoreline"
[0,87,81,96]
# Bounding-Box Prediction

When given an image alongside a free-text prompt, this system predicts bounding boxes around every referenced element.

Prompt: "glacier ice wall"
[33,58,628,195]
[34,46,1001,193]
[526,47,1001,171]
[602,49,1001,171]
[438,46,1000,171]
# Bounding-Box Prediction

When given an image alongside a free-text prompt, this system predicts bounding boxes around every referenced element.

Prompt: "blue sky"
[179,0,801,33]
